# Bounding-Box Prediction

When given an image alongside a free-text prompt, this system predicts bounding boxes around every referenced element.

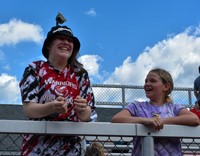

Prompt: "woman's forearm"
[23,102,55,118]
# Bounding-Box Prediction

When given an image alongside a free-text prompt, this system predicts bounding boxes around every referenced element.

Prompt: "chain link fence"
[92,84,195,108]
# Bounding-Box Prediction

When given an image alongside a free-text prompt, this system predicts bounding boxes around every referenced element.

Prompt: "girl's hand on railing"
[143,116,164,131]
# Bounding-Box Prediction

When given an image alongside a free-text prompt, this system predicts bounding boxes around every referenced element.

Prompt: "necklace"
[148,102,162,118]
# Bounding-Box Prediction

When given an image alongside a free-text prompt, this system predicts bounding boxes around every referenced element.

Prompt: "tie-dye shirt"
[19,60,97,156]
[126,101,184,156]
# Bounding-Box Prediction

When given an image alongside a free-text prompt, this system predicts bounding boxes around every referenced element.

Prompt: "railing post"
[188,89,193,107]
[142,136,154,156]
[122,86,126,108]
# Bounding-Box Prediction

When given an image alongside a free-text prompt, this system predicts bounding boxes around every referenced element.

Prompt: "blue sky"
[1,0,200,104]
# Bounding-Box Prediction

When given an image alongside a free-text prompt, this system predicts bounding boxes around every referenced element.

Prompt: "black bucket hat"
[42,25,80,59]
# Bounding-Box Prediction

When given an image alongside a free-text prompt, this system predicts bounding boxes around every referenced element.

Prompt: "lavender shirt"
[126,101,185,156]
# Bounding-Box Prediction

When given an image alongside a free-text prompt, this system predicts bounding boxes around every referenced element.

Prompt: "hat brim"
[42,32,80,59]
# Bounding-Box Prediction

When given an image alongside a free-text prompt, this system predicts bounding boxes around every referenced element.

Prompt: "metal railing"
[0,120,200,156]
[92,84,195,108]
[0,84,198,155]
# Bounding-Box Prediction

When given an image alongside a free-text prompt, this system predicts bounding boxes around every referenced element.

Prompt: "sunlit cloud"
[0,73,21,104]
[104,25,200,88]
[79,55,104,83]
[79,55,102,75]
[0,18,44,47]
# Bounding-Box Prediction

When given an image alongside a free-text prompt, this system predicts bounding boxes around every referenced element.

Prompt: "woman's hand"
[23,96,68,118]
[74,96,91,121]
[53,96,68,114]
[74,96,87,113]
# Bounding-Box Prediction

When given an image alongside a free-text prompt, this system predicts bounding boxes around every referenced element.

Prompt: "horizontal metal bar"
[0,120,200,138]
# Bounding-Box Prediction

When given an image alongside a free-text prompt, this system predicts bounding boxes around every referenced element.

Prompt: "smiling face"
[47,35,74,65]
[144,71,170,104]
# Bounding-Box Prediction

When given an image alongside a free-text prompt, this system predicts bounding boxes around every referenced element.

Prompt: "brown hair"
[84,142,105,156]
[150,68,174,103]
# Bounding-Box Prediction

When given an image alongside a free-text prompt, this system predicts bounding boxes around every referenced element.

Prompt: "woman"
[112,68,199,156]
[19,17,97,155]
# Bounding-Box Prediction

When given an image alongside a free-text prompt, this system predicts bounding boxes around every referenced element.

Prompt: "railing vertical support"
[142,136,154,156]
[188,90,193,107]
[122,86,126,108]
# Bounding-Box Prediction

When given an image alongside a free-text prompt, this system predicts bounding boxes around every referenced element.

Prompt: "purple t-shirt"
[126,101,185,156]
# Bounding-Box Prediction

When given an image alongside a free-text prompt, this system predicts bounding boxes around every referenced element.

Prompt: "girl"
[112,68,199,156]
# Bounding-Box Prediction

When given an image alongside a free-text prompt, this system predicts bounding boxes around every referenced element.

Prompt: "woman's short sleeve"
[19,62,40,103]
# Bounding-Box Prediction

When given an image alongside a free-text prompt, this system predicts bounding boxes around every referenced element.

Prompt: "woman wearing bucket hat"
[19,13,97,156]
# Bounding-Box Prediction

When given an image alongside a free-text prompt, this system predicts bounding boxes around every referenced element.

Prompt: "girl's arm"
[111,109,164,131]
[162,108,200,126]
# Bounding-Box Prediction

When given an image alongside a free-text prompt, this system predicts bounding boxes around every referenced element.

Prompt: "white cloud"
[78,55,106,83]
[79,54,102,75]
[104,25,200,87]
[0,18,44,47]
[0,73,21,104]
[85,8,97,17]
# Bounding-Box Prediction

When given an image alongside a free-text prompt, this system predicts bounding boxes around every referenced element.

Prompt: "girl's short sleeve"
[173,103,185,116]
